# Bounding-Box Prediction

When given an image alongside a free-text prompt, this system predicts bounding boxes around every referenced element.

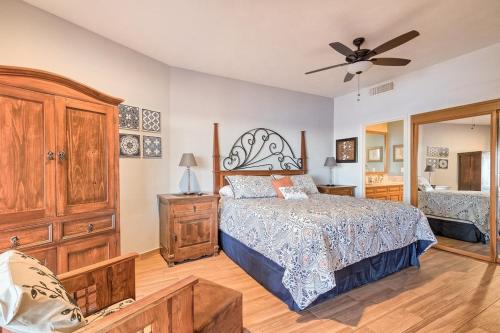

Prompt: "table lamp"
[179,153,197,194]
[424,165,434,184]
[324,156,337,186]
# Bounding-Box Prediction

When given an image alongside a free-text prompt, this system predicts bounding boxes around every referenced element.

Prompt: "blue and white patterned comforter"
[418,190,490,239]
[219,194,436,309]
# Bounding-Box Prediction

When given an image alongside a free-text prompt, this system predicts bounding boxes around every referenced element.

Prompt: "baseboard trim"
[138,248,160,260]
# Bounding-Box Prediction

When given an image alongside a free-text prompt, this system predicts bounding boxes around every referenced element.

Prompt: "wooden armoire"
[457,151,482,191]
[0,66,121,273]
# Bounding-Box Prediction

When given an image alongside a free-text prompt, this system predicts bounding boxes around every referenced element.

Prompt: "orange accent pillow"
[272,176,293,198]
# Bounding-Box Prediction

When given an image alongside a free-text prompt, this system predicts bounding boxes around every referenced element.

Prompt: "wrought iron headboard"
[212,123,307,192]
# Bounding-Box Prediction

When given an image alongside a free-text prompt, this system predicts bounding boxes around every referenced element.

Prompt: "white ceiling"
[23,0,500,97]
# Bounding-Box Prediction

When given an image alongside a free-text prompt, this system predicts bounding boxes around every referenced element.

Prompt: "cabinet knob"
[47,151,55,160]
[87,223,94,233]
[58,151,66,161]
[10,236,19,248]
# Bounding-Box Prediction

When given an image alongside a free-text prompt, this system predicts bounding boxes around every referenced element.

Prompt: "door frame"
[361,117,407,201]
[411,98,500,262]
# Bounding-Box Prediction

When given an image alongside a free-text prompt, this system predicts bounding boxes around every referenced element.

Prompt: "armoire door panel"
[0,85,55,223]
[57,234,117,274]
[55,97,115,216]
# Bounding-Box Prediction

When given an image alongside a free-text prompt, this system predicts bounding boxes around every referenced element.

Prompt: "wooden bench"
[1,253,243,333]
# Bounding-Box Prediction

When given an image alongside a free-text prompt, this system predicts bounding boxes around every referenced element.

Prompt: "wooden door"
[458,152,482,190]
[57,234,117,273]
[0,85,55,223]
[55,97,115,216]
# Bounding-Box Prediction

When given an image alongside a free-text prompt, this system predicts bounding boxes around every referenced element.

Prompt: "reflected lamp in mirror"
[324,157,337,185]
[424,165,434,184]
[179,153,198,194]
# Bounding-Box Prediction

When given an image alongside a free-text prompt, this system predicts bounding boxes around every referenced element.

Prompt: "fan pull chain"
[357,75,361,102]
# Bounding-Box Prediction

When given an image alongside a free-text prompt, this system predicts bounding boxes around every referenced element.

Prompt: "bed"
[212,123,436,311]
[418,190,489,243]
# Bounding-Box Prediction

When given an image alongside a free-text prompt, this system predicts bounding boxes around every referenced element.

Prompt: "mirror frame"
[365,130,388,175]
[411,99,500,263]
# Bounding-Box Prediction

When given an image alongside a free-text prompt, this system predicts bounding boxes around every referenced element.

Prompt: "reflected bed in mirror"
[415,114,495,258]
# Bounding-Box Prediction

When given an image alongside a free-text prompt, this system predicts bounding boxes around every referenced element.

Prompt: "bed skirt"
[220,230,432,311]
[428,217,486,243]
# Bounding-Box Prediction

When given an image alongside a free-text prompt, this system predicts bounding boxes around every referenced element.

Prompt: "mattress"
[219,194,436,309]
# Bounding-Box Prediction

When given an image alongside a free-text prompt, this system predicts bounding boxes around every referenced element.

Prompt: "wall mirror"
[365,131,387,174]
[411,100,499,262]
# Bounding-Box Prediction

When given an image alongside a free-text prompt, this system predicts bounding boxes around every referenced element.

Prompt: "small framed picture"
[367,146,383,162]
[336,137,358,163]
[393,144,404,162]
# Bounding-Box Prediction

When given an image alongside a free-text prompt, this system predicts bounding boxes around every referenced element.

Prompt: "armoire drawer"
[61,214,115,240]
[0,223,53,251]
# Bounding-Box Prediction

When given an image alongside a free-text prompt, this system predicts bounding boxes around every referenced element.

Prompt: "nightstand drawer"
[172,202,213,217]
[0,223,53,251]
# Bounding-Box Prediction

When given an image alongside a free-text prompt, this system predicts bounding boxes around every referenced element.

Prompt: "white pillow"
[225,175,276,199]
[279,186,309,200]
[0,251,85,333]
[418,176,434,192]
[219,185,234,197]
[290,175,319,194]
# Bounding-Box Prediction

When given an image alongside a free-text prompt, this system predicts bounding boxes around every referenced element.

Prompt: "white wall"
[168,67,333,193]
[0,0,333,253]
[334,42,500,199]
[418,123,490,190]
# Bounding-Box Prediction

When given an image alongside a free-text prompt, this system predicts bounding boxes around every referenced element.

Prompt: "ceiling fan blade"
[344,72,355,82]
[371,58,411,66]
[305,63,348,75]
[367,30,419,58]
[329,42,355,57]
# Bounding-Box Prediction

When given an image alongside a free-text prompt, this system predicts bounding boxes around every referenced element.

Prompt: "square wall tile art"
[119,104,140,130]
[119,133,141,158]
[142,109,161,133]
[143,136,162,158]
[426,146,449,158]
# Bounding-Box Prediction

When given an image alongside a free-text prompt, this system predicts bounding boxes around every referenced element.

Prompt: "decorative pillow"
[272,176,293,198]
[219,185,234,197]
[290,175,319,194]
[225,176,276,199]
[418,176,434,192]
[279,186,309,200]
[0,251,84,333]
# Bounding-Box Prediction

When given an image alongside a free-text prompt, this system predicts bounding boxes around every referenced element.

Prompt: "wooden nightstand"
[158,194,219,267]
[317,185,356,197]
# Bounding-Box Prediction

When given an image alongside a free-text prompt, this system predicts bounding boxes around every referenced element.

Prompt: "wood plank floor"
[436,235,496,257]
[135,249,500,333]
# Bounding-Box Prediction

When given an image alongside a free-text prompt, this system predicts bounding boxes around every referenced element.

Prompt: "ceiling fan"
[305,30,420,82]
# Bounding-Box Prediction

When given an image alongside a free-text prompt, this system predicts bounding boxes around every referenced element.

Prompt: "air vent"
[369,82,394,96]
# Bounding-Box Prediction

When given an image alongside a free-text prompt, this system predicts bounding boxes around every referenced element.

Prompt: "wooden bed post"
[213,123,221,192]
[301,130,307,173]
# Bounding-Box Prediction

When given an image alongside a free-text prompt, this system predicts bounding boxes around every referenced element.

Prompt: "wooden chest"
[158,194,219,266]
[317,185,356,197]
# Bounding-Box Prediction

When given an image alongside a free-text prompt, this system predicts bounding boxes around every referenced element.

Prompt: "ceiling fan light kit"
[346,60,373,75]
[305,30,420,94]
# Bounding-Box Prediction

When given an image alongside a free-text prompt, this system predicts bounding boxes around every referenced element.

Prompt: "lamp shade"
[324,157,337,167]
[424,165,434,172]
[179,153,197,167]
